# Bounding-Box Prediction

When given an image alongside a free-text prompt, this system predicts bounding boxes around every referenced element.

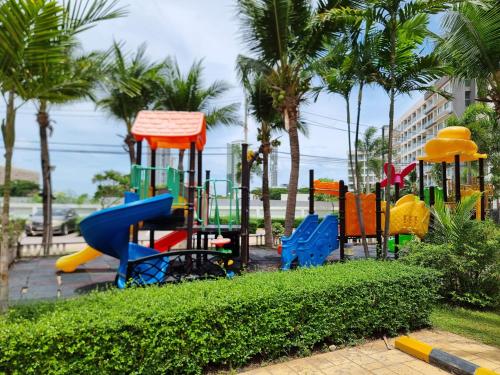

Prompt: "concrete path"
[242,330,500,374]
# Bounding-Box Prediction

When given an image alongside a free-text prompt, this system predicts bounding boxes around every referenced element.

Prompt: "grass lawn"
[431,305,500,348]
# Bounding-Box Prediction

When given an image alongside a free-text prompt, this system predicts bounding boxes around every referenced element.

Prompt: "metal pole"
[375,182,382,259]
[339,180,346,261]
[241,143,250,266]
[187,142,196,250]
[441,162,447,202]
[429,185,435,229]
[419,160,425,201]
[196,150,203,250]
[394,182,400,259]
[132,140,142,244]
[454,155,461,203]
[136,140,142,166]
[479,158,485,221]
[381,126,386,179]
[149,148,157,248]
[309,169,314,215]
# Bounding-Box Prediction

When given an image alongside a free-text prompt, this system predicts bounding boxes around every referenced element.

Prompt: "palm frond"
[431,193,480,246]
[62,0,127,35]
[205,103,242,128]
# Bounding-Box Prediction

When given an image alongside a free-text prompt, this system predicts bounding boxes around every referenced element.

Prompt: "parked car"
[25,208,78,236]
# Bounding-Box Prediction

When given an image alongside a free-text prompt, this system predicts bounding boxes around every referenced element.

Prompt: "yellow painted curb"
[395,336,433,363]
[476,368,499,375]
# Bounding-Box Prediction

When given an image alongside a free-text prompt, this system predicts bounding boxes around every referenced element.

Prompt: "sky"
[4,0,428,196]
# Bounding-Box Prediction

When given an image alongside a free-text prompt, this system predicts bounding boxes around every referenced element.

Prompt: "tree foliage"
[92,170,130,208]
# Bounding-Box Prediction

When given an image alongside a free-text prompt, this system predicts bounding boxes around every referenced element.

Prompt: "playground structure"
[55,122,489,282]
[56,111,251,287]
[281,170,431,269]
[417,126,489,220]
[281,126,488,269]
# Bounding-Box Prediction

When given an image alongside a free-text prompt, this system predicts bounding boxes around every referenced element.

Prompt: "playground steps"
[297,215,339,267]
[281,214,319,270]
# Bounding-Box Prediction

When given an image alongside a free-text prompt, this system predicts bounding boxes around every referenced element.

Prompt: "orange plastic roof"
[132,111,206,151]
[314,180,340,196]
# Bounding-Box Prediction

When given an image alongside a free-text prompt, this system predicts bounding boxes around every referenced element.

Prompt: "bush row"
[0,261,439,374]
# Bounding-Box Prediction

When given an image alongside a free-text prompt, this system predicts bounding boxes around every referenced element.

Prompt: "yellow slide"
[55,246,102,273]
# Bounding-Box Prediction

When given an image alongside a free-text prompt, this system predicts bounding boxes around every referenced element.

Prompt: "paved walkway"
[242,330,500,374]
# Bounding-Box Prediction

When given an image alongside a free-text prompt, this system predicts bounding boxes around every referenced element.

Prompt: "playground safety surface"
[241,330,500,375]
[8,244,386,302]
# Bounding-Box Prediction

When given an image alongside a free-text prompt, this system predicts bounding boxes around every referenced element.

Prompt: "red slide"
[154,230,188,252]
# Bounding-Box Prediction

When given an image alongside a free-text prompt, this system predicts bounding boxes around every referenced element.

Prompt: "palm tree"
[315,32,373,256]
[239,72,283,247]
[356,126,384,192]
[370,0,449,258]
[0,0,75,312]
[439,0,500,118]
[29,1,124,256]
[236,0,337,236]
[98,41,165,165]
[0,0,124,312]
[35,52,109,255]
[154,58,240,171]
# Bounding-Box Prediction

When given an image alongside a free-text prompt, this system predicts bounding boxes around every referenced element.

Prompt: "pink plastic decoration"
[380,162,416,188]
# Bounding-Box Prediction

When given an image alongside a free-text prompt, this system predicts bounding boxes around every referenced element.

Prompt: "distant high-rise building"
[270,149,278,187]
[227,141,244,191]
[347,150,379,191]
[147,148,175,187]
[394,77,476,186]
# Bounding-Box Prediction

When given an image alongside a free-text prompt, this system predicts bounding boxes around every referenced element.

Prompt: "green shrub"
[0,261,438,374]
[401,220,500,308]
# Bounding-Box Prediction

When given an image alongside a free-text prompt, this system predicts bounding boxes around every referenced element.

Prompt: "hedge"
[0,261,439,374]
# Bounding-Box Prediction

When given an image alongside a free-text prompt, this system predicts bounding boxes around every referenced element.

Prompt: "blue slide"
[281,214,339,270]
[281,214,319,270]
[79,193,174,288]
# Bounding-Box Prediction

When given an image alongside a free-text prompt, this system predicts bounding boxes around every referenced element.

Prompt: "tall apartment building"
[227,141,244,191]
[147,148,176,186]
[346,125,388,191]
[395,77,476,185]
[347,150,379,191]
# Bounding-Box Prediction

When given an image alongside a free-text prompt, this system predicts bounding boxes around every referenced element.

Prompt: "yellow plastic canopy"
[418,126,487,163]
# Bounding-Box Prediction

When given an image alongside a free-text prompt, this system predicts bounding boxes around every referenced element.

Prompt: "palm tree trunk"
[38,100,53,256]
[124,133,136,165]
[354,83,369,258]
[0,91,16,312]
[383,13,397,259]
[284,108,300,237]
[383,87,396,259]
[345,97,361,254]
[178,149,185,172]
[262,142,273,247]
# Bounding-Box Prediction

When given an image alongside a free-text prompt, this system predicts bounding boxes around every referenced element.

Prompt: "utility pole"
[243,94,248,143]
